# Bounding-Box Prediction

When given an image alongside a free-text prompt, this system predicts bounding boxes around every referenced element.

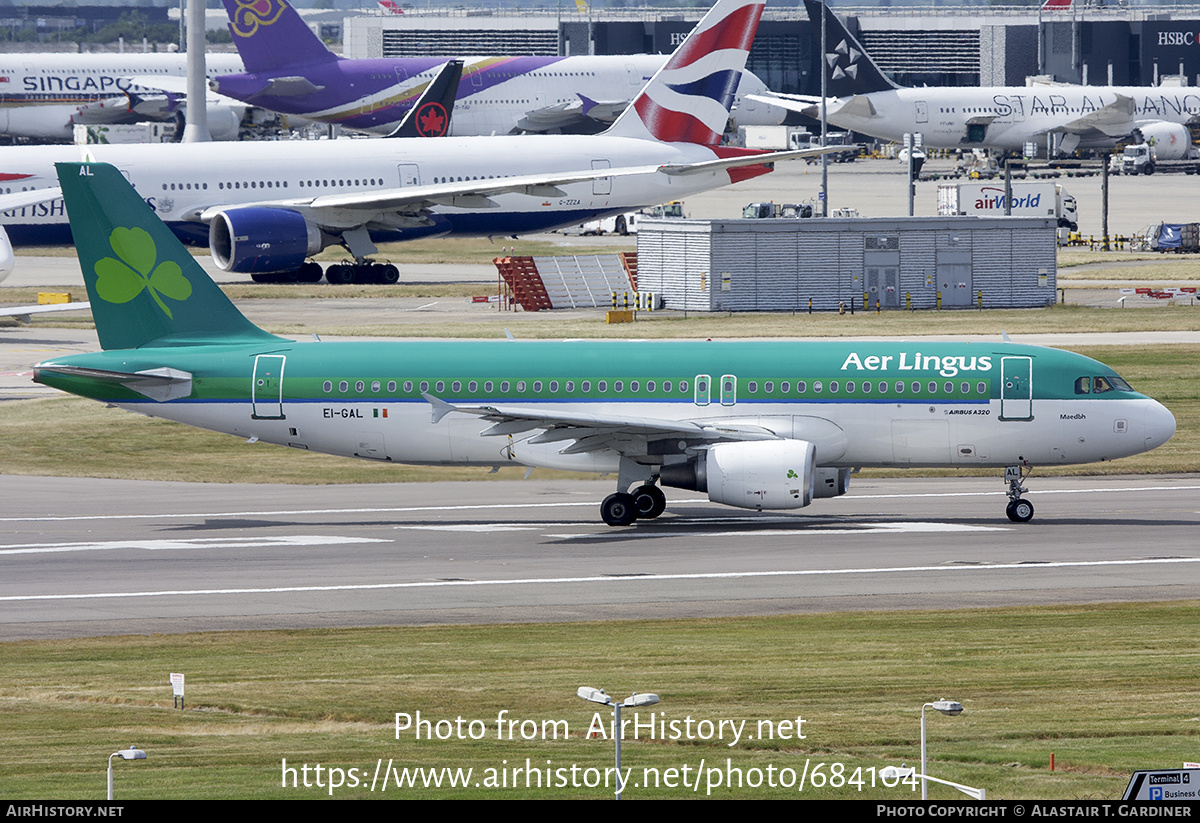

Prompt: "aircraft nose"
[1143,399,1176,452]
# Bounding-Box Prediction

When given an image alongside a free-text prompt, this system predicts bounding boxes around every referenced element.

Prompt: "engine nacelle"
[209,207,324,274]
[205,105,245,142]
[812,467,851,499]
[661,440,816,510]
[1132,122,1194,159]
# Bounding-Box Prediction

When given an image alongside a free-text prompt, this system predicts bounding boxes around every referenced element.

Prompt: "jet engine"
[813,466,852,498]
[660,439,817,510]
[1132,122,1194,159]
[208,207,324,274]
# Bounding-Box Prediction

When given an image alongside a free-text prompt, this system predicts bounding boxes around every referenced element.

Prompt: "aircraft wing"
[514,96,630,133]
[0,187,63,212]
[746,91,875,119]
[424,393,781,454]
[1042,93,1137,137]
[0,301,92,323]
[746,92,822,119]
[128,74,249,110]
[193,145,836,222]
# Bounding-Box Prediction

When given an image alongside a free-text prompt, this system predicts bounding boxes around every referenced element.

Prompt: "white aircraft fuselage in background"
[0,52,246,141]
[823,85,1200,156]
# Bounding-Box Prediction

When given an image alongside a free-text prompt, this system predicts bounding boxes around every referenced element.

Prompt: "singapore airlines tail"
[606,0,763,146]
[59,162,276,351]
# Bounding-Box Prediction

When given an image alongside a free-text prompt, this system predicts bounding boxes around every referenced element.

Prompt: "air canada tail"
[803,0,899,97]
[55,162,277,351]
[386,60,463,138]
[222,0,337,75]
[606,0,763,146]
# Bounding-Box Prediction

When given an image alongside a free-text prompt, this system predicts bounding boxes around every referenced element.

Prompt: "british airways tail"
[56,162,275,351]
[223,0,337,74]
[606,0,763,146]
[803,0,898,97]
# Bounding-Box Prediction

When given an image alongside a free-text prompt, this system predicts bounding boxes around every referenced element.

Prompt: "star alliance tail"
[804,0,899,97]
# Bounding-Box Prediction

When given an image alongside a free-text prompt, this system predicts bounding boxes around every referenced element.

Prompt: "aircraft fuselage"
[829,86,1200,151]
[36,339,1176,474]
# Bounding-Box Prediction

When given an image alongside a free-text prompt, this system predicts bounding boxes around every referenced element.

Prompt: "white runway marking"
[3,557,1197,603]
[0,535,390,556]
[3,484,1197,524]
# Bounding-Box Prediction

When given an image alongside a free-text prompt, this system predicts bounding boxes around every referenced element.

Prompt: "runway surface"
[3,473,1198,640]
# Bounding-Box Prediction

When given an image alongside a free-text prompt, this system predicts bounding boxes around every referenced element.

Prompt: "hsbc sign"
[1158,30,1200,46]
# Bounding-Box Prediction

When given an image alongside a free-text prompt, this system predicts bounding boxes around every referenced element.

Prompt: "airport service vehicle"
[1142,222,1200,252]
[211,0,784,137]
[564,201,685,236]
[1117,140,1200,175]
[35,161,1175,527]
[0,0,825,284]
[937,182,1079,231]
[742,202,813,219]
[751,0,1200,158]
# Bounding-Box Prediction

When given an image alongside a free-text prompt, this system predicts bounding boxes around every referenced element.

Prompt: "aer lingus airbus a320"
[35,161,1176,526]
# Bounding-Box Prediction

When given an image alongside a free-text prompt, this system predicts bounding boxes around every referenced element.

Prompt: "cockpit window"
[1075,377,1091,394]
[1093,376,1114,394]
[1109,376,1133,392]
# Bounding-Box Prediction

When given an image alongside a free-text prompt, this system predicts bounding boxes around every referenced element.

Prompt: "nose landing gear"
[1004,463,1034,522]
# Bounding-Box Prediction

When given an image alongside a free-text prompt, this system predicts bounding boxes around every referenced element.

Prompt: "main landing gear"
[249,261,400,285]
[323,261,400,285]
[1004,464,1034,523]
[601,483,667,527]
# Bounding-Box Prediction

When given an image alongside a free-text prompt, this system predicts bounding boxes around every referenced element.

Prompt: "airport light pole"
[577,687,659,799]
[107,746,146,800]
[820,0,828,217]
[921,700,962,800]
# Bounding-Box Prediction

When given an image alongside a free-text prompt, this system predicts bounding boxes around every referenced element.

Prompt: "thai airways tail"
[53,162,275,351]
[605,0,763,146]
[222,0,337,74]
[803,0,899,97]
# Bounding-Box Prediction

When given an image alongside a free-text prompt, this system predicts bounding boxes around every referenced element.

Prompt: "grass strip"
[2,602,1197,799]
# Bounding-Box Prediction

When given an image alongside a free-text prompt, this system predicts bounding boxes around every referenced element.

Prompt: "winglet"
[387,60,463,138]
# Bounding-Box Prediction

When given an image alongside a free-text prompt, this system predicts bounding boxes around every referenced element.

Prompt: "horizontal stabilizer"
[34,364,192,402]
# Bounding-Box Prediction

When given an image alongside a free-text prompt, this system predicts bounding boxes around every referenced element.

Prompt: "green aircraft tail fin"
[55,162,279,351]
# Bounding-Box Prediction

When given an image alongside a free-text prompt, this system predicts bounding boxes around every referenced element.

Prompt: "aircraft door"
[397,164,421,186]
[915,100,928,124]
[1000,356,1033,421]
[252,354,286,420]
[592,159,612,196]
[694,374,711,406]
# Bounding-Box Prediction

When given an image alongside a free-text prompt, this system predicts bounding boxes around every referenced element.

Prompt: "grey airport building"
[345,3,1200,96]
